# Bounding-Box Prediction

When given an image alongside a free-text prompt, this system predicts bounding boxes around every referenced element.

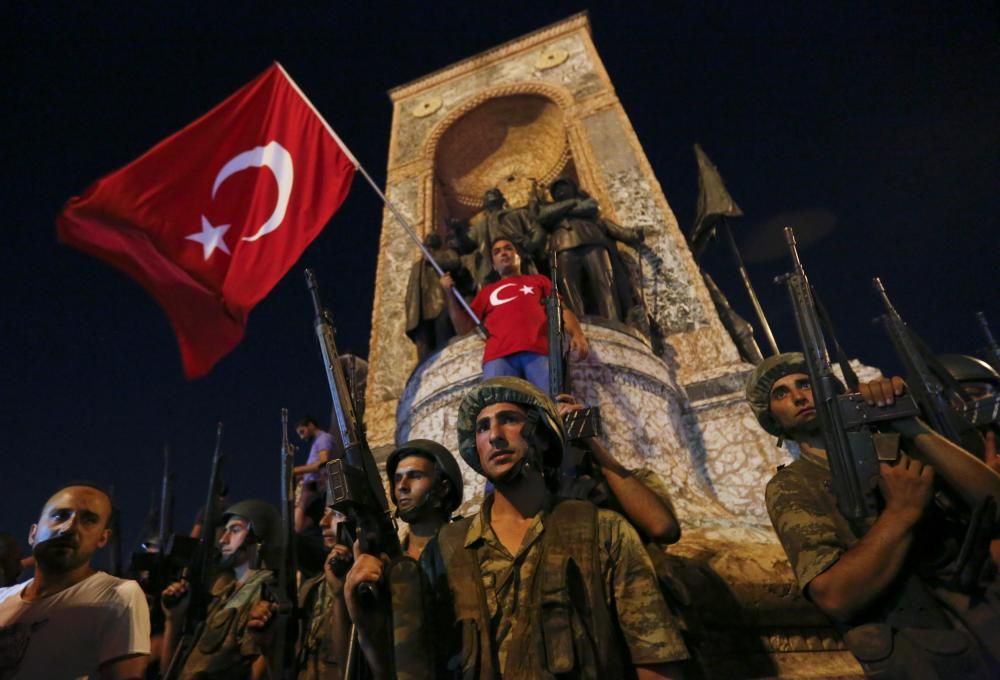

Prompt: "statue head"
[423,232,442,249]
[550,177,579,202]
[483,188,506,210]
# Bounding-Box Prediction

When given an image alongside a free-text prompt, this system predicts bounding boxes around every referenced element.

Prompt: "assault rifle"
[873,277,986,456]
[777,229,921,520]
[305,269,400,606]
[977,311,1000,375]
[129,446,201,605]
[163,423,225,680]
[267,409,299,679]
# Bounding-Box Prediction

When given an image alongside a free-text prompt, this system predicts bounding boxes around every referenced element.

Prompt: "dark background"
[3,2,997,566]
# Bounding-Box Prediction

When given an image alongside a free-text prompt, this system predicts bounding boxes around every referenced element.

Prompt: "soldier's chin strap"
[395,489,445,524]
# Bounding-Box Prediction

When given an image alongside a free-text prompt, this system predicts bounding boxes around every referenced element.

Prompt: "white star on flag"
[519,285,534,295]
[186,216,232,260]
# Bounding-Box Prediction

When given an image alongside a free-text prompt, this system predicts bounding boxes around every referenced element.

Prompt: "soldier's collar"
[797,445,830,471]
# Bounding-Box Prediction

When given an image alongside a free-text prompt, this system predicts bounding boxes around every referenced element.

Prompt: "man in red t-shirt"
[442,238,588,393]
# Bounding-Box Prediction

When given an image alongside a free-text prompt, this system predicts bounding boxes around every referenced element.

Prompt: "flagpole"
[274,62,488,339]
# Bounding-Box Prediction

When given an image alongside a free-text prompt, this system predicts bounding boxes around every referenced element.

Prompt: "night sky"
[4,3,997,566]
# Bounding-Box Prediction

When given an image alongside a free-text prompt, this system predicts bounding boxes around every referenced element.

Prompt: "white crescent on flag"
[489,282,519,306]
[210,140,295,243]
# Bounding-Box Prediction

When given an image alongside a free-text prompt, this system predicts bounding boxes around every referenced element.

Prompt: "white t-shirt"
[0,570,150,679]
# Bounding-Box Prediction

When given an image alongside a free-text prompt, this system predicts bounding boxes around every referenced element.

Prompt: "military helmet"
[937,354,1000,387]
[456,376,565,475]
[745,352,811,436]
[386,439,464,513]
[222,499,280,548]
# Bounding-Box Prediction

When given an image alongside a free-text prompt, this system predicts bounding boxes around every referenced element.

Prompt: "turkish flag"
[57,63,356,378]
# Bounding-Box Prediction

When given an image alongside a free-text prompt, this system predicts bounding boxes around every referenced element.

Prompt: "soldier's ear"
[27,524,38,547]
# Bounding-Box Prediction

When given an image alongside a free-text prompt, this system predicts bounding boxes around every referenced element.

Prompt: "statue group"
[405,176,648,362]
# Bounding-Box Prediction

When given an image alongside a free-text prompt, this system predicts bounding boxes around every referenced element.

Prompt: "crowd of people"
[2,180,999,679]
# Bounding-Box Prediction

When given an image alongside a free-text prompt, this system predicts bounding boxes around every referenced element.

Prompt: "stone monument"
[364,12,863,678]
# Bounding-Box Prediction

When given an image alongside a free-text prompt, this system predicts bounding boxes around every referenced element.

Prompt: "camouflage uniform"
[420,493,689,679]
[178,569,273,680]
[766,433,1000,678]
[295,572,350,680]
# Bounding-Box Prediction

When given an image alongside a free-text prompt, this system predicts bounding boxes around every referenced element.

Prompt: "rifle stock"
[304,269,400,607]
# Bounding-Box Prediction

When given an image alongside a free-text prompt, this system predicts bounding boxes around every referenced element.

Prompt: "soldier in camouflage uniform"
[161,499,280,680]
[752,353,999,678]
[386,440,464,561]
[296,507,353,680]
[346,377,689,679]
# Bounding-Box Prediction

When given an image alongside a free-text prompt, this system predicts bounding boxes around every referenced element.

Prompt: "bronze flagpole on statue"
[692,143,778,357]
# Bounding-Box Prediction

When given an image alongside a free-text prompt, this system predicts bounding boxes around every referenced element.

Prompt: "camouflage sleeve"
[630,468,679,543]
[598,509,690,665]
[765,470,843,592]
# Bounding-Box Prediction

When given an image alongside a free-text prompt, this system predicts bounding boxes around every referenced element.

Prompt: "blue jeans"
[482,352,549,394]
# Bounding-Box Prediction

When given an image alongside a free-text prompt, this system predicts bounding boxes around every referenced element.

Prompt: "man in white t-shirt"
[0,483,151,679]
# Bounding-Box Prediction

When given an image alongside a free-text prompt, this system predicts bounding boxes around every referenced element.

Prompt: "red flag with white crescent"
[57,63,356,378]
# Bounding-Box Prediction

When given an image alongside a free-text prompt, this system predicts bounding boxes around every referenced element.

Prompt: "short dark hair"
[41,481,116,529]
[297,416,319,428]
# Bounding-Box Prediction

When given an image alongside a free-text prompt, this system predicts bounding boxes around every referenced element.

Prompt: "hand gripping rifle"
[163,423,225,680]
[264,409,300,679]
[304,269,401,607]
[873,278,987,454]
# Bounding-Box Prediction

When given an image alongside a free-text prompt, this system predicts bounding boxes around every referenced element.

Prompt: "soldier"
[345,377,690,679]
[161,499,280,680]
[0,483,151,679]
[295,507,353,680]
[750,353,1000,677]
[938,353,1000,442]
[386,439,464,560]
[442,237,589,394]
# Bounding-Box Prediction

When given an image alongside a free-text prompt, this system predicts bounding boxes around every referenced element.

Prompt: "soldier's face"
[319,508,347,549]
[491,240,521,276]
[218,517,252,561]
[475,402,530,480]
[769,373,817,434]
[394,454,438,519]
[29,486,111,573]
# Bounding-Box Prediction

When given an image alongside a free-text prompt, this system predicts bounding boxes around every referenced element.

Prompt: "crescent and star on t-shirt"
[471,274,553,364]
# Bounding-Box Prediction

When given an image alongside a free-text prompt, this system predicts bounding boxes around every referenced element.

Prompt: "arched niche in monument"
[431,90,573,220]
